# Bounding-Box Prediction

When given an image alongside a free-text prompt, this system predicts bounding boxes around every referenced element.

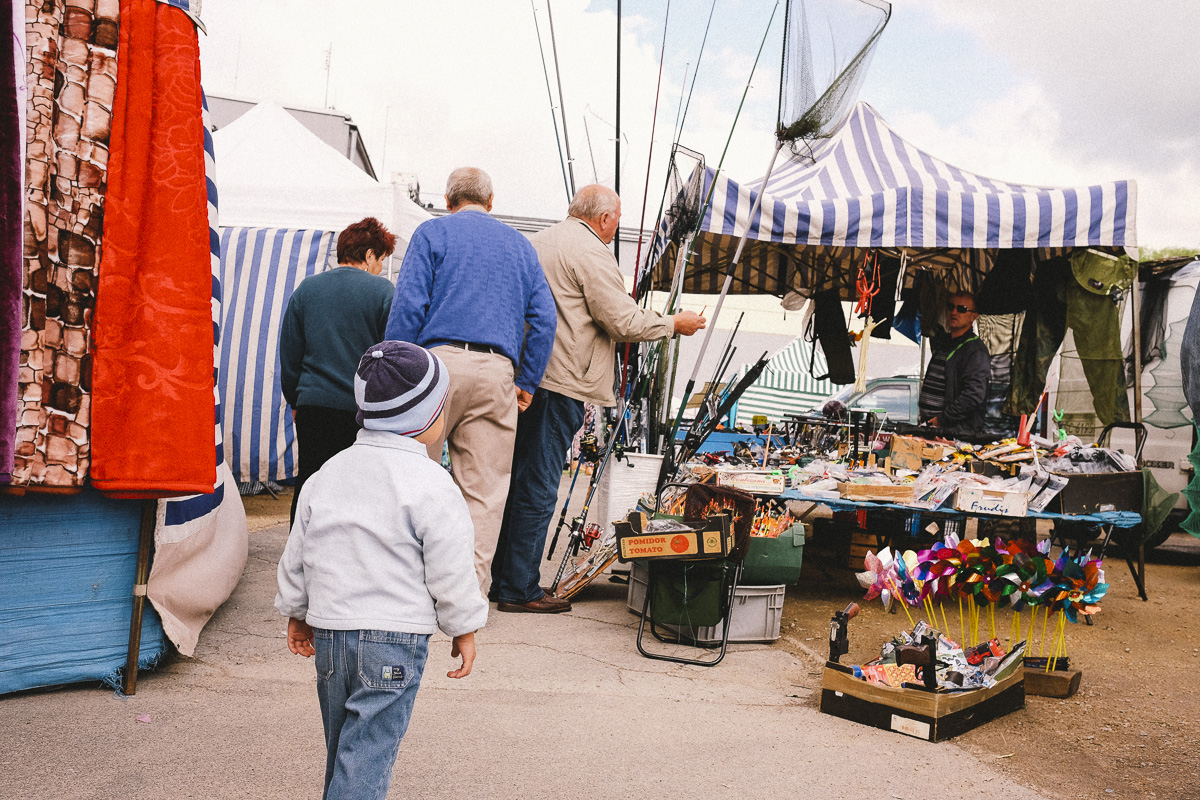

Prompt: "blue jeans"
[492,388,585,604]
[314,629,430,800]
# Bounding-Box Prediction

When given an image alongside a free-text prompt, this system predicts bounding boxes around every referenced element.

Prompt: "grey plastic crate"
[626,561,785,643]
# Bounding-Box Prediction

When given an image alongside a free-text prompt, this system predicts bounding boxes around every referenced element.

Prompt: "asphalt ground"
[0,484,1054,800]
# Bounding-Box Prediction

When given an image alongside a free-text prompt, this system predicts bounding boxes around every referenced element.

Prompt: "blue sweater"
[384,209,557,393]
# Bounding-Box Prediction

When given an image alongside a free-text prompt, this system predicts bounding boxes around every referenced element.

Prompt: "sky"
[196,0,1200,252]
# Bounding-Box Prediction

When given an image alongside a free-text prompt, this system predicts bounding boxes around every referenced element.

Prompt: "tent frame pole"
[1131,268,1145,599]
[123,499,156,695]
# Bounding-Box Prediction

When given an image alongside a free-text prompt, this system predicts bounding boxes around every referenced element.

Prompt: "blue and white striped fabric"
[217,228,336,483]
[149,90,248,658]
[733,337,832,427]
[154,0,206,33]
[158,91,226,528]
[648,102,1137,297]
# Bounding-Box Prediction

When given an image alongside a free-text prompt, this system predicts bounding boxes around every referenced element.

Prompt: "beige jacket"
[531,217,673,406]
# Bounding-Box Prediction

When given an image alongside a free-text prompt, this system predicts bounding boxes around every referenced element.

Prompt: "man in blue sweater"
[385,167,557,594]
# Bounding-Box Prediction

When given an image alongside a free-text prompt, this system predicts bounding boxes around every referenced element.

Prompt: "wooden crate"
[848,530,887,570]
[819,663,1025,742]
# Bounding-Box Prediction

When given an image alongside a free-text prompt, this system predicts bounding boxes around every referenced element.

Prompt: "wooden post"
[123,499,157,695]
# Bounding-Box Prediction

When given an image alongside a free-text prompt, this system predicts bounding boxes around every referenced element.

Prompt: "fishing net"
[777,0,890,152]
[635,143,705,299]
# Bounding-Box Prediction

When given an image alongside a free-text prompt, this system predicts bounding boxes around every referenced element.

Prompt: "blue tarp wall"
[0,491,166,695]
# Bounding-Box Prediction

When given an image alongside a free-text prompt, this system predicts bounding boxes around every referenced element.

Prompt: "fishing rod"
[661,0,782,449]
[673,352,770,469]
[549,395,636,594]
[545,0,577,197]
[546,433,599,560]
[631,0,719,302]
[529,0,571,204]
[617,0,672,399]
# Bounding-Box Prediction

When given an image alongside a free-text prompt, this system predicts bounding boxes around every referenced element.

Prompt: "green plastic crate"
[741,523,806,585]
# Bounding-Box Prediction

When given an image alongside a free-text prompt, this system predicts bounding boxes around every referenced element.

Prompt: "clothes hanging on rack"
[1008,255,1132,424]
[810,287,855,385]
[975,248,1034,316]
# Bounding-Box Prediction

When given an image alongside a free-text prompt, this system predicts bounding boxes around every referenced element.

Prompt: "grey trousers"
[425,346,518,594]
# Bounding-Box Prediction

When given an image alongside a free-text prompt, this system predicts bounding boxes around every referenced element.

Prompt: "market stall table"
[777,490,1147,599]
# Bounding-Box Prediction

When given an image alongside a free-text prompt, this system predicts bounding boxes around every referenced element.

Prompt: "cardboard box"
[819,663,1025,742]
[837,482,915,503]
[614,511,733,562]
[888,435,953,471]
[954,485,1029,517]
[1048,471,1142,515]
[715,469,785,495]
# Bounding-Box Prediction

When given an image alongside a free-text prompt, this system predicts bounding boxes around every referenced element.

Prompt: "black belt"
[442,341,499,354]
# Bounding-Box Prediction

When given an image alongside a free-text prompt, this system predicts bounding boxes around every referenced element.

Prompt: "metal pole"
[1130,268,1146,601]
[123,500,157,695]
[614,0,621,265]
[1131,271,1143,429]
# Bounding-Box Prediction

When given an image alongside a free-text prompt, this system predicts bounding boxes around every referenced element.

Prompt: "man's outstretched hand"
[673,310,707,336]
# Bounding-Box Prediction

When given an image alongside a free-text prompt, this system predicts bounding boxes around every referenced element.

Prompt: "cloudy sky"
[197,0,1200,250]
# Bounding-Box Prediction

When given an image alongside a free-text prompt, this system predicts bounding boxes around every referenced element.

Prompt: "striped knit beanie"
[354,341,449,437]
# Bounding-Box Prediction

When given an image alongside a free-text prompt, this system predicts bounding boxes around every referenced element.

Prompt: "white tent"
[211,101,430,250]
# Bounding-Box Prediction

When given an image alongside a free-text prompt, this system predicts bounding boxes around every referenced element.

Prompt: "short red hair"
[337,217,396,265]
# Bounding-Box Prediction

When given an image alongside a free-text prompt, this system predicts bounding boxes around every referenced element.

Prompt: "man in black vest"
[918,292,991,435]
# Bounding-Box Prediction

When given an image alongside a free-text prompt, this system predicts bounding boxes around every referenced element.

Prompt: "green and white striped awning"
[734,337,833,427]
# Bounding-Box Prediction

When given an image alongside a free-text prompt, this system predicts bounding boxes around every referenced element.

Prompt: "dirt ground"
[243,490,1200,799]
[778,520,1200,800]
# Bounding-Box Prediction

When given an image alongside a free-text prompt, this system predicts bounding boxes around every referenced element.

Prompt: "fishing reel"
[580,522,603,549]
[578,433,599,463]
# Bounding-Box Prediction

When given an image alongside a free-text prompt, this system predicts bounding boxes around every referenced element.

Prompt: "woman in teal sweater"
[279,216,397,524]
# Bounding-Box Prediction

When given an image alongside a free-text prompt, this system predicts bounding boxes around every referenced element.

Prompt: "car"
[818,376,922,424]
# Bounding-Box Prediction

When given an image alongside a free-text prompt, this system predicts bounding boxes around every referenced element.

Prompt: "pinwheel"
[1059,558,1108,624]
[856,549,896,613]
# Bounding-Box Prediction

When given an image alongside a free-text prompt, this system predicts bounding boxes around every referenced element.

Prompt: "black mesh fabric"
[777,0,891,151]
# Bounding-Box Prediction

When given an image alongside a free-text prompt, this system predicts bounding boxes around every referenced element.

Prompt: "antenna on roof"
[323,44,333,109]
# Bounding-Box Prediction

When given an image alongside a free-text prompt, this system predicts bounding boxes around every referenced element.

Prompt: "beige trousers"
[426,346,518,594]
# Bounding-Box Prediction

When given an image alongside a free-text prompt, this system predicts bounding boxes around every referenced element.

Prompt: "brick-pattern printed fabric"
[16,0,120,490]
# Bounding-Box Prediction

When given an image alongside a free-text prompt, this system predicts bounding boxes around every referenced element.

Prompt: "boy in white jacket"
[276,341,487,800]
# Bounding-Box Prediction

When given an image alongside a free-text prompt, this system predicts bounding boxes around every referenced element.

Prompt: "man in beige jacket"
[489,185,705,613]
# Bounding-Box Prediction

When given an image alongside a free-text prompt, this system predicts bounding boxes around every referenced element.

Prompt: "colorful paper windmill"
[856,549,897,612]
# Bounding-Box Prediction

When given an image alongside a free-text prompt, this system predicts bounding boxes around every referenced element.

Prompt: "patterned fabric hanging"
[0,0,25,484]
[89,0,214,497]
[15,0,120,491]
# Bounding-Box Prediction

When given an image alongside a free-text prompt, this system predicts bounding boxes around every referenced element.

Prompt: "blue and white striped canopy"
[217,228,336,484]
[649,102,1137,297]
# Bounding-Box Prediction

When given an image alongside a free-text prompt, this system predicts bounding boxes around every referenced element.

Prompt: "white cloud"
[198,0,1199,248]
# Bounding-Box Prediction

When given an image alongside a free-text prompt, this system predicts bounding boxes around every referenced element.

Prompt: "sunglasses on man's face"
[946,303,976,314]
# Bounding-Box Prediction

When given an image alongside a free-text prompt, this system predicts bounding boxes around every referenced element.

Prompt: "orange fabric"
[90,0,214,497]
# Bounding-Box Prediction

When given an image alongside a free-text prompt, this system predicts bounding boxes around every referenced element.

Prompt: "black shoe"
[497,595,572,614]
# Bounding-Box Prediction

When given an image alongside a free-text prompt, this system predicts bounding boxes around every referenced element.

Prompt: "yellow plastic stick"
[1039,606,1050,658]
[940,603,951,643]
[958,595,966,650]
[887,580,915,628]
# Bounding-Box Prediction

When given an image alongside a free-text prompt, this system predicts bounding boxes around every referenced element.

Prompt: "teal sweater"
[280,266,394,412]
